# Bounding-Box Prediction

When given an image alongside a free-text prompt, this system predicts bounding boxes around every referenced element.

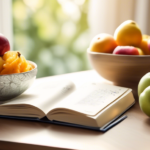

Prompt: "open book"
[0,80,135,132]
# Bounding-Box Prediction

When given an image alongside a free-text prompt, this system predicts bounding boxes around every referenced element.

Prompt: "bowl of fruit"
[87,20,150,96]
[0,34,37,102]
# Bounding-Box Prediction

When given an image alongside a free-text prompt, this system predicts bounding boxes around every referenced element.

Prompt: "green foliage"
[13,0,91,78]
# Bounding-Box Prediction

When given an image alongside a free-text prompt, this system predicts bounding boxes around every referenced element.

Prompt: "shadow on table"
[0,117,103,138]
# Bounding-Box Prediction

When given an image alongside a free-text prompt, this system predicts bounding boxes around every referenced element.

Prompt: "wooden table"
[0,70,150,150]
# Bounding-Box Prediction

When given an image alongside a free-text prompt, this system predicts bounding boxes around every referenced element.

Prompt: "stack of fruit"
[0,34,34,75]
[89,20,150,55]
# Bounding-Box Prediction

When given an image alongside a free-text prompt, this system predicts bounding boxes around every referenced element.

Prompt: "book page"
[1,80,75,114]
[51,83,129,116]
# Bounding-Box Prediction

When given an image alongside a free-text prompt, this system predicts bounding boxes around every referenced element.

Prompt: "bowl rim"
[0,60,37,77]
[87,48,150,58]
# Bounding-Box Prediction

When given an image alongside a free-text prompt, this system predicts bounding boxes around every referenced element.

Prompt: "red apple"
[148,39,150,52]
[0,33,10,56]
[113,46,140,55]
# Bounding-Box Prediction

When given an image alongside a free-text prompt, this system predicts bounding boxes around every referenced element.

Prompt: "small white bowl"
[0,61,37,102]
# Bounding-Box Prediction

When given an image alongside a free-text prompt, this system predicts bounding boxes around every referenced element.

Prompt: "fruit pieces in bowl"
[0,51,34,75]
[0,33,37,101]
[89,20,150,56]
[0,59,37,102]
[0,51,37,101]
[0,33,34,75]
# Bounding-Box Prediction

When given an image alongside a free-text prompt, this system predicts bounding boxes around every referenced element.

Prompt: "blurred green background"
[12,0,91,78]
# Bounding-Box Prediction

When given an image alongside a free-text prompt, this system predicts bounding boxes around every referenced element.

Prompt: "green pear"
[138,72,150,97]
[139,86,150,117]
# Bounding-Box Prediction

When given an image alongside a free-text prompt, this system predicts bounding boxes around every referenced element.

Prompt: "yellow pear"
[114,20,142,47]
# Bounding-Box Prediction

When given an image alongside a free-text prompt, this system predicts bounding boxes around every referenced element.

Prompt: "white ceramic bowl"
[0,61,37,102]
[87,49,150,97]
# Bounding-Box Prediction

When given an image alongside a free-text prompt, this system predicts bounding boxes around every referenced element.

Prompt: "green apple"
[138,72,150,117]
[139,86,150,117]
[138,72,150,97]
